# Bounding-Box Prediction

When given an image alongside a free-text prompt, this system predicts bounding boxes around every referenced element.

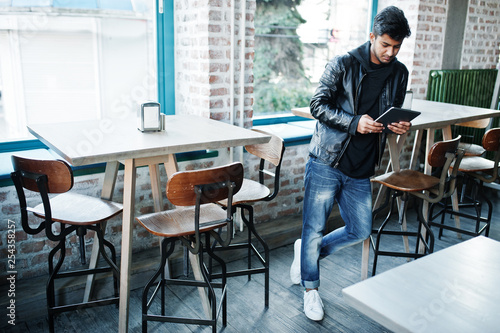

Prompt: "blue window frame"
[157,0,175,115]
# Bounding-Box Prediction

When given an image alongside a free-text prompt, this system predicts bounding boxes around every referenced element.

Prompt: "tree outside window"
[253,0,370,115]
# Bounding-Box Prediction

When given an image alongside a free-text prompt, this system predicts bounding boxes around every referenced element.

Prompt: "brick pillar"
[175,0,255,128]
[462,0,500,69]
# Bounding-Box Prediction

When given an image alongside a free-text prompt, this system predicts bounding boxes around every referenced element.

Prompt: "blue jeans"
[301,156,373,289]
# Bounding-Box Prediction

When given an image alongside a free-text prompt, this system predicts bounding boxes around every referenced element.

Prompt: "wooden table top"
[343,236,500,333]
[291,99,500,131]
[28,115,270,166]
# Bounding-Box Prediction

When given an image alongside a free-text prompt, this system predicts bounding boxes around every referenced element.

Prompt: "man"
[289,6,412,321]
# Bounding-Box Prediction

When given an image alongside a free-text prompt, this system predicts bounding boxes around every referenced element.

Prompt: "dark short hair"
[372,6,411,41]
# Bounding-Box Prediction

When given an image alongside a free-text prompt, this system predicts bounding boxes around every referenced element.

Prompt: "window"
[0,1,159,142]
[254,0,372,116]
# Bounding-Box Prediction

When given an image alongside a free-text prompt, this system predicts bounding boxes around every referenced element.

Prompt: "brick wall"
[412,1,449,98]
[175,0,256,127]
[462,0,500,69]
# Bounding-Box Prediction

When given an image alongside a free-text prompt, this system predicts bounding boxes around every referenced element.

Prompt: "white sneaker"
[290,239,301,284]
[304,290,324,321]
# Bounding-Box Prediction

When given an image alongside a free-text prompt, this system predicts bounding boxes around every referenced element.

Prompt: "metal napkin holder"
[139,102,165,132]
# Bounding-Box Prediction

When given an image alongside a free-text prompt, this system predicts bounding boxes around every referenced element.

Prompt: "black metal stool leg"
[77,226,87,264]
[94,226,120,299]
[244,209,252,281]
[205,232,228,329]
[47,239,67,333]
[240,204,270,306]
[427,176,493,238]
[417,198,435,254]
[372,190,399,276]
[208,204,270,307]
[142,238,175,333]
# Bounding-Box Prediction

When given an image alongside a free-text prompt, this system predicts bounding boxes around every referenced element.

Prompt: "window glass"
[254,0,370,116]
[0,1,156,141]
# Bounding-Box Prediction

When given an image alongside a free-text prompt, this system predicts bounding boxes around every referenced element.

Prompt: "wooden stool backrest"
[166,162,244,206]
[11,155,73,193]
[428,136,461,168]
[482,128,500,152]
[244,129,285,167]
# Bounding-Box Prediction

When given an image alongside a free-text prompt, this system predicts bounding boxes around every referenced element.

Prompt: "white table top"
[28,115,270,166]
[343,236,500,333]
[291,99,500,130]
[410,99,500,130]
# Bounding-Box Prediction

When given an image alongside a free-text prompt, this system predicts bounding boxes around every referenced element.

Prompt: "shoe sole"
[305,313,324,321]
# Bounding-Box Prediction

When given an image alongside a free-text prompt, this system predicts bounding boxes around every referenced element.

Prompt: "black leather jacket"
[309,42,408,168]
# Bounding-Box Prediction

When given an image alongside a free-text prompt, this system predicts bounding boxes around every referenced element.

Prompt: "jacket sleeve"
[309,57,357,135]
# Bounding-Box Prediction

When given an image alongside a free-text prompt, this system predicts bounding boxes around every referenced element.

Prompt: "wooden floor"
[3,188,500,333]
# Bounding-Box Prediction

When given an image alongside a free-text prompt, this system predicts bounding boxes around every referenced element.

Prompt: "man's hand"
[357,115,384,134]
[387,121,411,135]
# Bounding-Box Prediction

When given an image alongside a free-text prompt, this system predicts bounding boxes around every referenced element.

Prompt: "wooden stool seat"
[219,178,270,205]
[458,142,486,156]
[455,156,497,172]
[373,169,440,193]
[30,192,122,225]
[137,203,229,237]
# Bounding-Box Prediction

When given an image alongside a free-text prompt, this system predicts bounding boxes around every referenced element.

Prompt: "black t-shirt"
[338,61,393,178]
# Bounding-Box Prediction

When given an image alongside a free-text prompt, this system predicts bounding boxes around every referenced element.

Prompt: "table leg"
[119,158,137,333]
[442,127,462,239]
[416,128,440,253]
[149,163,163,212]
[373,133,408,210]
[361,238,370,280]
[387,134,412,255]
[83,161,120,302]
[148,162,172,279]
[188,248,212,317]
[424,129,435,175]
[410,130,423,170]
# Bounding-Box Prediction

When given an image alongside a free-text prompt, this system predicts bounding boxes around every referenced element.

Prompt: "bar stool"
[370,137,464,276]
[135,162,244,333]
[428,128,500,238]
[10,156,122,333]
[211,129,285,307]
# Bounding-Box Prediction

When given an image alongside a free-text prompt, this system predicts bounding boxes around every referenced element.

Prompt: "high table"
[292,99,500,279]
[28,115,270,332]
[342,236,500,333]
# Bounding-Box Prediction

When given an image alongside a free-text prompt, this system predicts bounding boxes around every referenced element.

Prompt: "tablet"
[374,107,421,133]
